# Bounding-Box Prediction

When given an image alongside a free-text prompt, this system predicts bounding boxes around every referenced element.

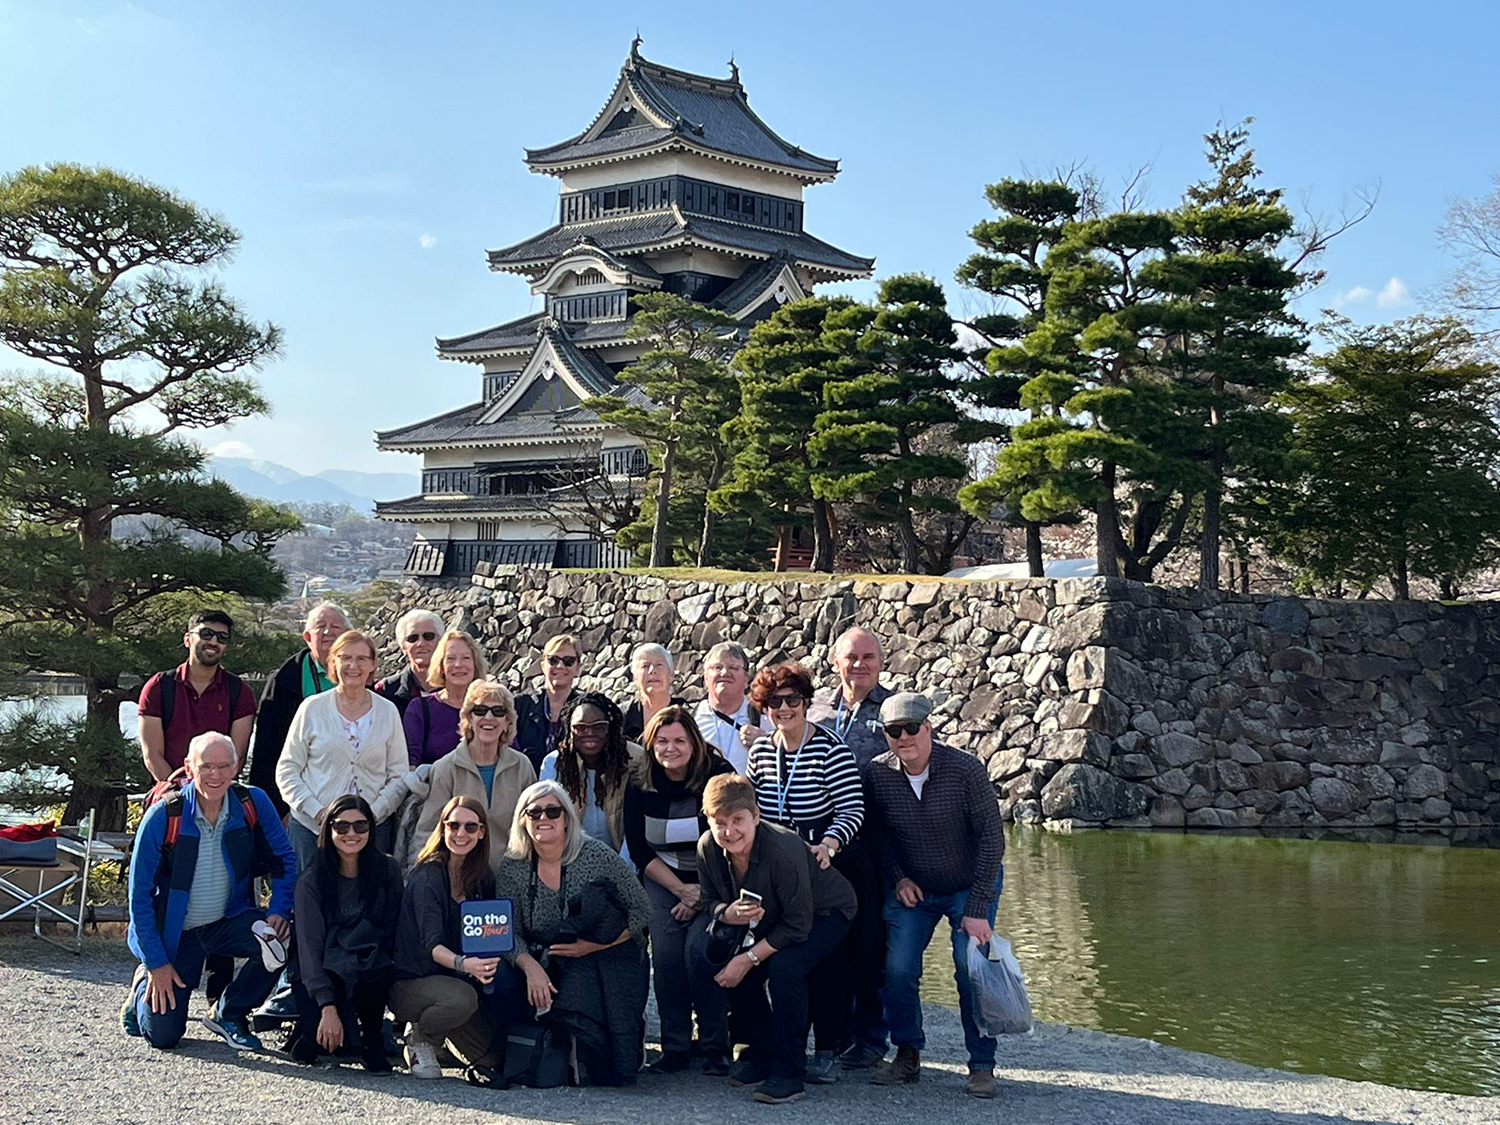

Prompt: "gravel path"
[2,934,1493,1125]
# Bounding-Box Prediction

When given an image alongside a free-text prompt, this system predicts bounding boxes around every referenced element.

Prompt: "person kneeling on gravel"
[122,732,296,1052]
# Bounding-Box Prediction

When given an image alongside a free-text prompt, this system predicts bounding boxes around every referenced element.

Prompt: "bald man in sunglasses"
[862,692,1005,1100]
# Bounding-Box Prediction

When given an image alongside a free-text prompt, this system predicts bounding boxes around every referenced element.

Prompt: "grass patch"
[556,567,944,584]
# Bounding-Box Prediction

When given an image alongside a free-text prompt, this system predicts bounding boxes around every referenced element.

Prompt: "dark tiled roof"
[376,401,605,448]
[487,210,873,278]
[526,52,839,180]
[709,253,797,315]
[376,493,582,517]
[437,313,634,359]
[544,325,617,397]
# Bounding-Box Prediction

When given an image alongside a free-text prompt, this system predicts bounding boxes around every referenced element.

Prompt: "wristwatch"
[745,949,762,967]
[454,953,466,973]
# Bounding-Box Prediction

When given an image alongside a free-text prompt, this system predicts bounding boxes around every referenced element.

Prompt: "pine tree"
[808,275,968,574]
[0,164,295,827]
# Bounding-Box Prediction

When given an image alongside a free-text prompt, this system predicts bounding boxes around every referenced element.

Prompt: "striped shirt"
[182,801,232,929]
[746,724,864,847]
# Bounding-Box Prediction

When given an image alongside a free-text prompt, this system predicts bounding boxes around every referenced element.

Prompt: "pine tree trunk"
[1025,521,1044,577]
[1096,463,1121,577]
[896,508,920,574]
[811,499,835,572]
[1199,486,1221,590]
[697,508,716,568]
[649,439,676,568]
[1391,560,1410,600]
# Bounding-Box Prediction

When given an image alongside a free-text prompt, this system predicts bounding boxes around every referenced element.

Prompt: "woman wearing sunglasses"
[744,661,867,1084]
[390,796,505,1080]
[402,630,490,769]
[286,794,403,1070]
[539,693,642,857]
[513,634,584,771]
[495,780,651,1085]
[414,680,536,873]
[374,609,444,718]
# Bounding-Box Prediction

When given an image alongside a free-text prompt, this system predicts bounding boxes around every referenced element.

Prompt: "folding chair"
[0,813,127,954]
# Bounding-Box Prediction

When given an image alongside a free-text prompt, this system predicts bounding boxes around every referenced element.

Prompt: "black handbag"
[500,1018,574,1088]
[703,911,750,968]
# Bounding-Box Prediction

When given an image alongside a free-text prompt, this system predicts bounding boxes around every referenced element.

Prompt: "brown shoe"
[872,1045,920,1085]
[965,1067,998,1099]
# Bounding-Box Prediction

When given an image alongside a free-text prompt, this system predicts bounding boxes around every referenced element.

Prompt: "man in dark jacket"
[864,692,1005,1100]
[247,601,349,817]
[122,732,296,1052]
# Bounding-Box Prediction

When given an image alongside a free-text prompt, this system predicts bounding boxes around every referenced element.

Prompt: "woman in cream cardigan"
[412,680,537,872]
[277,630,408,866]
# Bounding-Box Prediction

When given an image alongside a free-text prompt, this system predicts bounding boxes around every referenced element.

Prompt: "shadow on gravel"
[1010,1030,1322,1086]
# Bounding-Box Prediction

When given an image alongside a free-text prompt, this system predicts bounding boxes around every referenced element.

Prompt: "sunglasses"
[767,693,806,710]
[331,819,371,836]
[405,630,438,643]
[523,805,566,821]
[546,654,578,668]
[884,722,924,739]
[469,704,509,718]
[444,819,483,835]
[194,627,231,643]
[569,720,611,735]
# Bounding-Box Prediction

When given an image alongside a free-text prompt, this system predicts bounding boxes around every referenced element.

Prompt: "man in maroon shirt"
[138,610,257,781]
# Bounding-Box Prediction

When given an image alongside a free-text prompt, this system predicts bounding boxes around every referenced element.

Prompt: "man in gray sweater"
[862,692,1005,1100]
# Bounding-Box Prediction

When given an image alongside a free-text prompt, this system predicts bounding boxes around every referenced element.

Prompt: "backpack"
[144,771,259,859]
[157,671,245,733]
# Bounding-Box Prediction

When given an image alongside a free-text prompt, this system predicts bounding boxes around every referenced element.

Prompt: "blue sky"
[2,0,1496,476]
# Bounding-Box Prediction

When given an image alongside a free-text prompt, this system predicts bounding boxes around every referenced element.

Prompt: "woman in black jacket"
[287,794,403,1070]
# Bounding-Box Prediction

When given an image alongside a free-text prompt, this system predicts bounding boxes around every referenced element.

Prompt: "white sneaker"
[405,1036,442,1079]
[251,920,287,972]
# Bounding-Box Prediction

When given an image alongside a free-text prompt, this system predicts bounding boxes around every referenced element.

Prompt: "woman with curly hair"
[538,692,642,855]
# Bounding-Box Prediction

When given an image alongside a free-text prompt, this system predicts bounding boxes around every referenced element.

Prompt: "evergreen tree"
[955,179,1089,574]
[586,292,739,567]
[1261,316,1500,599]
[809,275,968,574]
[0,164,294,827]
[714,297,859,572]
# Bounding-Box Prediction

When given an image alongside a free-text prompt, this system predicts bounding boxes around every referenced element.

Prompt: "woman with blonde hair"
[494,780,651,1086]
[404,630,488,768]
[277,629,408,863]
[414,680,536,872]
[389,795,505,1079]
[514,633,583,771]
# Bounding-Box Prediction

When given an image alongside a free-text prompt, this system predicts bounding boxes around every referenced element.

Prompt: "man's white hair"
[187,730,239,765]
[396,608,444,639]
[303,601,350,632]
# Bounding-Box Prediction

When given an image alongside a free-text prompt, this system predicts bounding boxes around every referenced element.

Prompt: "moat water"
[922,825,1500,1096]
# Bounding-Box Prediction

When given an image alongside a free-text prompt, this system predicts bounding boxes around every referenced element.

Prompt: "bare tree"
[516,447,647,541]
[1439,175,1500,319]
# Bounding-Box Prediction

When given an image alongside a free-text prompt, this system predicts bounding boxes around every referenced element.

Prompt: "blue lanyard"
[774,727,812,823]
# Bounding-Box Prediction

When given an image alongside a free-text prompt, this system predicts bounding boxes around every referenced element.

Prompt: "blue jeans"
[133,910,276,1049]
[881,866,1004,1069]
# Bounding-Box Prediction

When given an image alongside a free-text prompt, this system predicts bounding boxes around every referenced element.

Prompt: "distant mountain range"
[209,457,417,512]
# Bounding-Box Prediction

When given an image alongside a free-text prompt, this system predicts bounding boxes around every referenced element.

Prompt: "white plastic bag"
[967,935,1033,1035]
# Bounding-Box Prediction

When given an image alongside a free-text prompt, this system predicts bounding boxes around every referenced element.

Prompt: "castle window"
[603,191,616,209]
[742,194,755,214]
[726,191,740,212]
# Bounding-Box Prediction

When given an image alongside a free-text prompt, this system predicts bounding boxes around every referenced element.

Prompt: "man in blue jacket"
[123,731,297,1051]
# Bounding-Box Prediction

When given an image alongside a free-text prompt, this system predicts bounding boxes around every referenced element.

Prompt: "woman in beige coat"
[413,680,537,873]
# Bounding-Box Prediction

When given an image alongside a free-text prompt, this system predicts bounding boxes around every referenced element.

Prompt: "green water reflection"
[920,826,1500,1096]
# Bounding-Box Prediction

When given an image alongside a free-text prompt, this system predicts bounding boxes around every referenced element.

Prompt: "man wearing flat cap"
[863,692,1005,1100]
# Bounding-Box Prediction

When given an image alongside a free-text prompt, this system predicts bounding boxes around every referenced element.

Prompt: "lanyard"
[773,726,813,824]
[833,694,856,738]
[526,853,568,935]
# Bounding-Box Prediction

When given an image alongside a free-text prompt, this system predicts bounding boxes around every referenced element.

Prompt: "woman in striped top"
[745,661,868,1081]
[623,706,734,1073]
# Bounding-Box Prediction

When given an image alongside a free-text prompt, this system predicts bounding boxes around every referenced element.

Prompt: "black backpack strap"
[746,704,761,727]
[159,674,177,733]
[227,673,243,719]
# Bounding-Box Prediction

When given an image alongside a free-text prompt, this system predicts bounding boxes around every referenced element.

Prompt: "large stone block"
[1155,732,1209,767]
[1403,764,1447,800]
[1037,729,1111,767]
[1308,777,1361,816]
[1040,763,1152,822]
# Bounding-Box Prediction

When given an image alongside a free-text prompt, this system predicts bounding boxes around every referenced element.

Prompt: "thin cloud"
[1340,285,1373,305]
[1376,277,1410,308]
[209,440,255,459]
[418,233,438,249]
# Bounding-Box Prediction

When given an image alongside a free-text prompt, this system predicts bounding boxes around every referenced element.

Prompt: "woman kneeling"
[390,796,510,1078]
[691,774,857,1105]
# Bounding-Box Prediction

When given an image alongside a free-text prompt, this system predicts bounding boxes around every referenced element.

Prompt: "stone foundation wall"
[363,567,1500,834]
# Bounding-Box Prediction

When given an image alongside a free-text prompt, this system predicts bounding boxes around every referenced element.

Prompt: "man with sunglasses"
[139,610,258,782]
[374,609,445,717]
[863,692,1005,1100]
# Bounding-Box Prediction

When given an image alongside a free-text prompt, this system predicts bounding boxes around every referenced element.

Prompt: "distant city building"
[374,41,872,577]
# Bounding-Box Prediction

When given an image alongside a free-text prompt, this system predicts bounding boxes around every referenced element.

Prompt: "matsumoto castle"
[375,41,873,576]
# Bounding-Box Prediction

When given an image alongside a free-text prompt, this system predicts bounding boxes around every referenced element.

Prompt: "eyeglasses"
[883,722,924,739]
[331,819,371,836]
[404,630,438,644]
[546,654,578,668]
[569,720,611,735]
[767,693,806,710]
[444,819,483,835]
[338,654,374,665]
[706,663,744,674]
[194,627,231,643]
[523,805,565,821]
[194,762,236,775]
[469,704,509,718]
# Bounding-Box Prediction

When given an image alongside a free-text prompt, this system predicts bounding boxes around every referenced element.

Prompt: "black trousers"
[830,838,888,1052]
[725,912,850,1080]
[291,971,393,1056]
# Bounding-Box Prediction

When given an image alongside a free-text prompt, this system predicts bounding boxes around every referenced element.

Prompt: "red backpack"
[143,769,259,853]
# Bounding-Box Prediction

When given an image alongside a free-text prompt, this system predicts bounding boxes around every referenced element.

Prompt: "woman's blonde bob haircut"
[505,780,585,865]
[459,679,517,745]
[427,629,490,689]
